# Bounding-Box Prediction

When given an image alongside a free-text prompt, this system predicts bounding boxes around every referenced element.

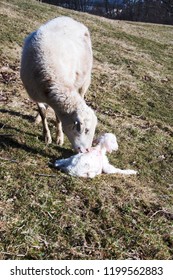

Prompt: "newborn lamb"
[54,133,137,178]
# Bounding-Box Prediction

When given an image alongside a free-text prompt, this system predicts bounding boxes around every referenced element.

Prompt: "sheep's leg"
[34,113,42,124]
[55,114,64,146]
[37,103,52,144]
[34,103,49,124]
[79,74,91,98]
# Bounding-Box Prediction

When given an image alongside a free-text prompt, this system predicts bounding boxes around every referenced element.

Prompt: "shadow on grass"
[0,135,74,160]
[0,108,75,161]
[0,106,74,164]
[0,121,38,138]
[0,108,35,122]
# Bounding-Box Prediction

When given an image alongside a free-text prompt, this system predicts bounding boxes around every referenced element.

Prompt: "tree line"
[37,0,173,25]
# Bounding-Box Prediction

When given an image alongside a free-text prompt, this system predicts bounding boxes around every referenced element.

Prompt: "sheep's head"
[96,133,118,153]
[62,107,97,153]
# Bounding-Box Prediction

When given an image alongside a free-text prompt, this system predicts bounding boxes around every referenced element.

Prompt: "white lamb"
[20,16,97,153]
[54,133,137,178]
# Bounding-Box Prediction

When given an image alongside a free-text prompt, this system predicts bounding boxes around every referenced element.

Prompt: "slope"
[0,0,173,259]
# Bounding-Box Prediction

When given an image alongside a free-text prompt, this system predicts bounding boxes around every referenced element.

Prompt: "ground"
[0,0,173,259]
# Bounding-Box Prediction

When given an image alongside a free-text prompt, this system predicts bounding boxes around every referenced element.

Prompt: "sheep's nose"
[77,147,89,153]
[77,147,82,153]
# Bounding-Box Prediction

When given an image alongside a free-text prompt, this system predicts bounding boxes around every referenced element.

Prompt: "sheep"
[20,16,97,153]
[54,133,137,178]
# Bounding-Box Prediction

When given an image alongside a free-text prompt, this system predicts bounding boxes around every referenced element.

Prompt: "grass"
[0,0,173,260]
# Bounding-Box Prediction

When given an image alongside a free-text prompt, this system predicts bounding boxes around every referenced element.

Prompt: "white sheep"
[54,133,137,178]
[20,16,97,153]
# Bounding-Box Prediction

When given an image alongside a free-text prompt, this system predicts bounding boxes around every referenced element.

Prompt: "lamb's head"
[62,107,97,153]
[96,133,118,153]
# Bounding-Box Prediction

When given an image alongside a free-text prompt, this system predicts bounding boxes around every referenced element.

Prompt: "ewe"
[20,16,97,152]
[54,133,137,178]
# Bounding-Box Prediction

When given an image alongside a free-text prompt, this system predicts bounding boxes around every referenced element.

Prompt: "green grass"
[0,0,173,260]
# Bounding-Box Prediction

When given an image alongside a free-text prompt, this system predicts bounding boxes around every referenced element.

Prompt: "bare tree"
[37,0,173,24]
[162,0,173,16]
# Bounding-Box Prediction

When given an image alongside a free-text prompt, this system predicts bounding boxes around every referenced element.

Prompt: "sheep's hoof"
[45,135,52,145]
[56,136,64,146]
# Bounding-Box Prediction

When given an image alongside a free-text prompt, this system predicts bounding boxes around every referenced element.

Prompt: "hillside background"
[40,0,173,25]
[0,0,173,259]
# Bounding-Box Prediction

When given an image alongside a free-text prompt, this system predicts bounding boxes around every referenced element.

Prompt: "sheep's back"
[20,17,92,103]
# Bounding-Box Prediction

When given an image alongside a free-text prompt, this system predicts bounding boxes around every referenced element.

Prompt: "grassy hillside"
[0,0,173,260]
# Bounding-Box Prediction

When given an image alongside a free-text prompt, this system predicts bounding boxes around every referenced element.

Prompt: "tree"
[37,0,173,24]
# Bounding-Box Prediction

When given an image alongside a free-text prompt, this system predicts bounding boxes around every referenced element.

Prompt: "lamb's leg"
[103,160,137,175]
[55,114,64,146]
[111,167,137,175]
[104,164,137,175]
[37,102,52,144]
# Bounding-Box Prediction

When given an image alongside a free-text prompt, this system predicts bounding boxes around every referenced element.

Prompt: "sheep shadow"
[0,135,47,157]
[0,108,35,123]
[0,108,74,161]
[0,133,74,162]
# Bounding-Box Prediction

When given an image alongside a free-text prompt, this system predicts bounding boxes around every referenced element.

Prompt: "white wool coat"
[54,133,137,178]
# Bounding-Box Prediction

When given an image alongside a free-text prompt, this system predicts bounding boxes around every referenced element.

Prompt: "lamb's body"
[54,133,137,178]
[20,17,97,152]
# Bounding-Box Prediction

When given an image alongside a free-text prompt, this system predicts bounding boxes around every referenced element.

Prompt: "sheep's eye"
[74,121,81,132]
[85,128,89,134]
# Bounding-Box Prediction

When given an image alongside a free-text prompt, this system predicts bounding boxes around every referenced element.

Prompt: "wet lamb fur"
[54,133,137,178]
